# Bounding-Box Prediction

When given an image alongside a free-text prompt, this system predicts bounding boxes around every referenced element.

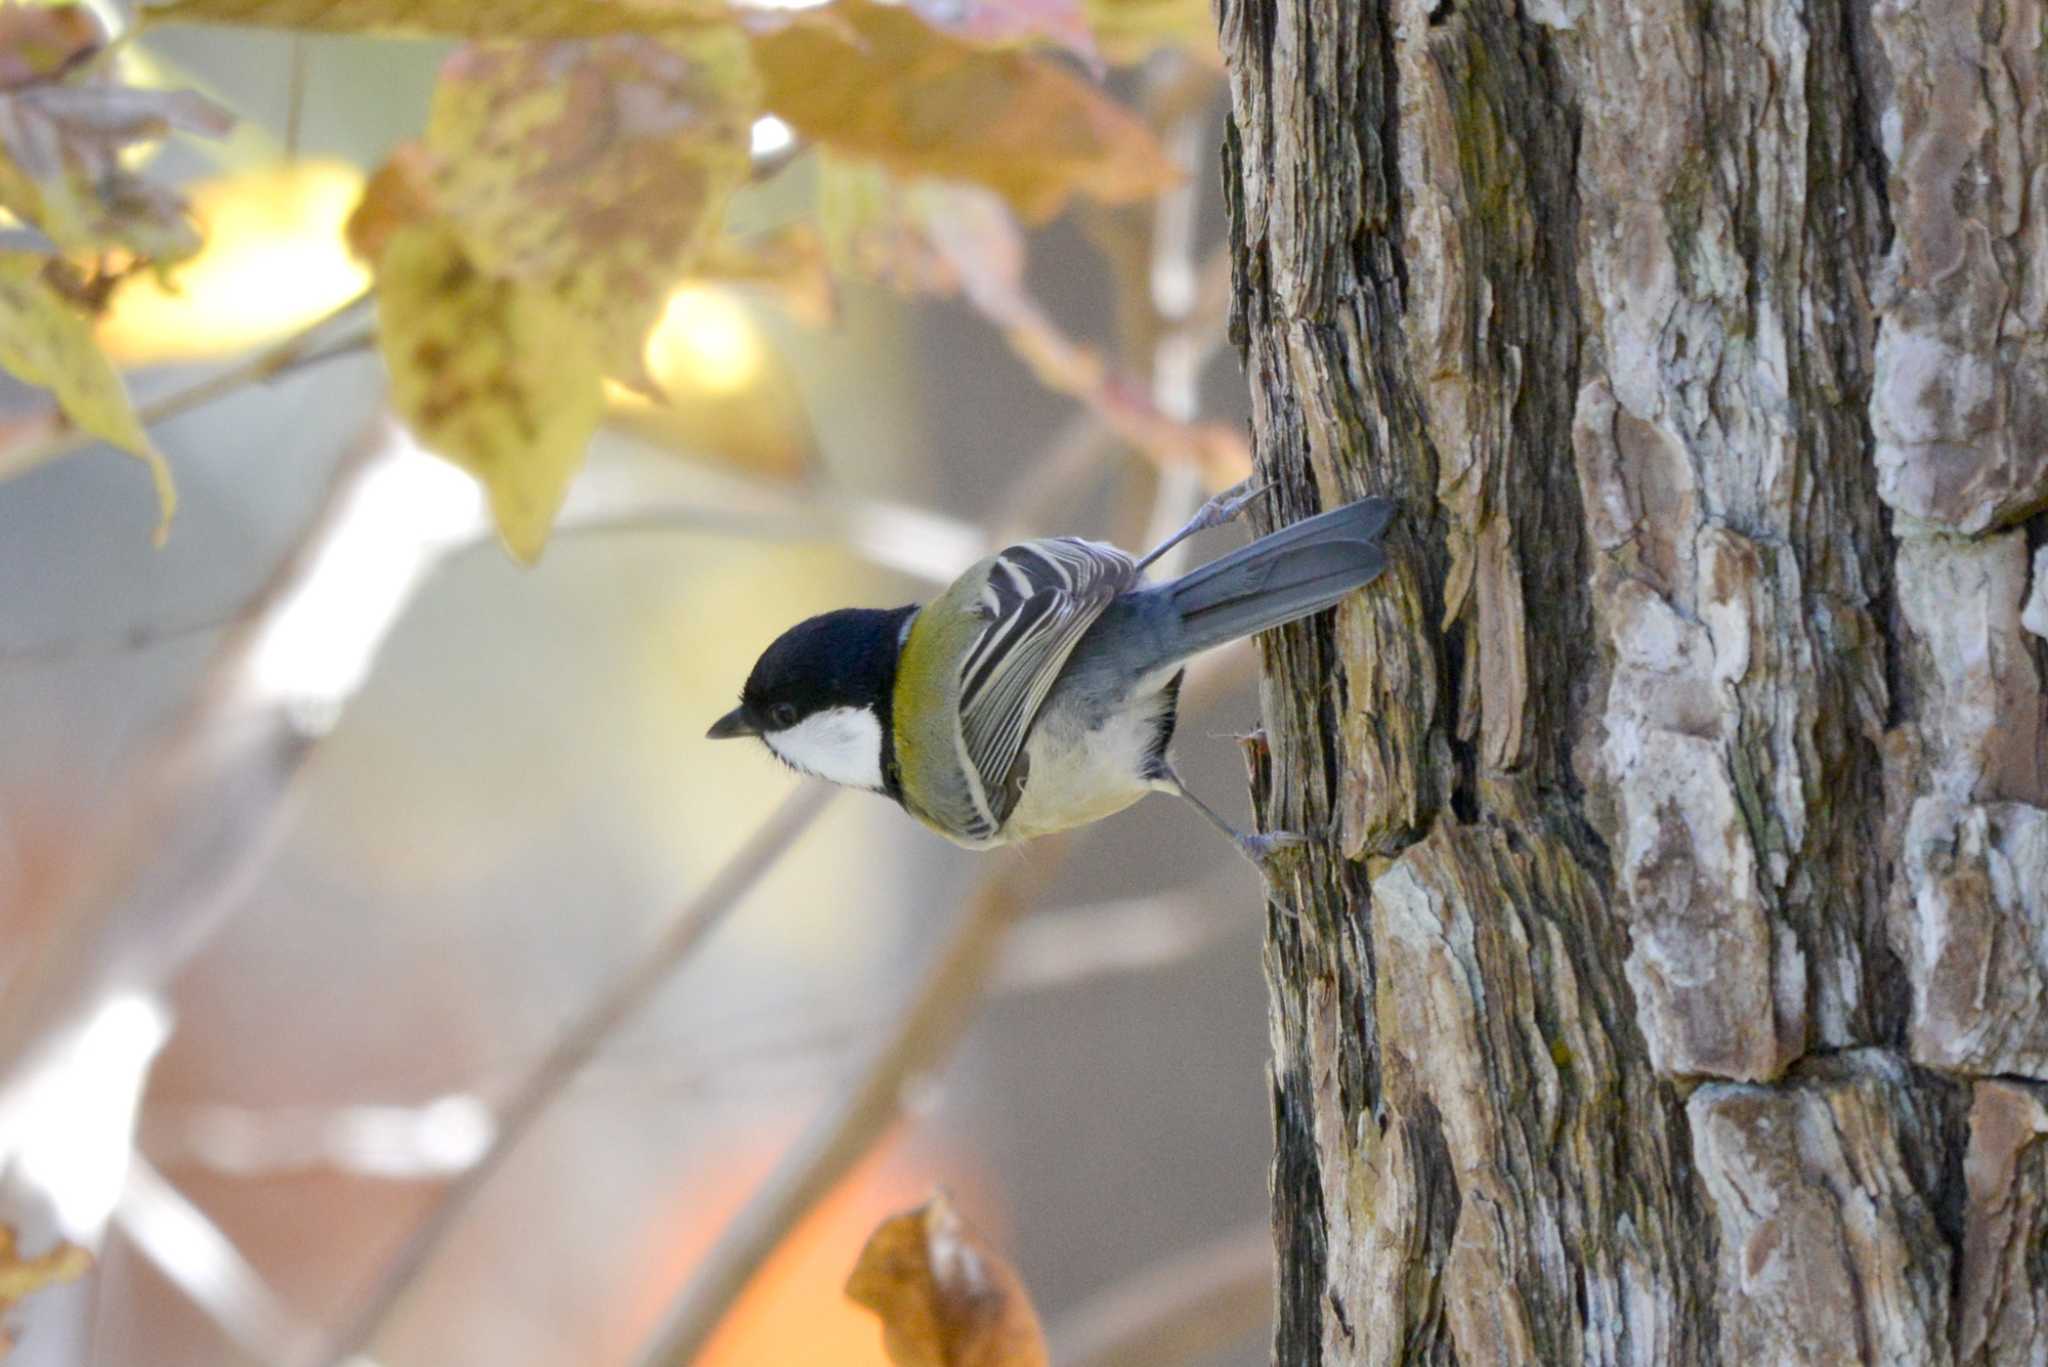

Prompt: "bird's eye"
[768,702,799,730]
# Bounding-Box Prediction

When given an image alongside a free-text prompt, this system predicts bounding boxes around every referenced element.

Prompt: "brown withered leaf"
[372,221,604,562]
[422,28,760,378]
[343,143,436,264]
[0,251,176,539]
[0,1223,91,1352]
[0,5,232,263]
[0,4,100,89]
[751,0,1177,223]
[140,0,725,37]
[846,1191,1048,1367]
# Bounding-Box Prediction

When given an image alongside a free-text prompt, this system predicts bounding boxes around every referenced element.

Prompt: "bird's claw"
[1237,828,1307,867]
[1193,477,1275,534]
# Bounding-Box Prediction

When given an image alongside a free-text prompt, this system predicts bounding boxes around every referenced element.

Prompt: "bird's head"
[707,605,917,792]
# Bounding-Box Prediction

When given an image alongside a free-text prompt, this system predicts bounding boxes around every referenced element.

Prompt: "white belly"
[996,688,1170,843]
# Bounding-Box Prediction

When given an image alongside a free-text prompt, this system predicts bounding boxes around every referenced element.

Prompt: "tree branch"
[0,415,400,1096]
[116,1157,311,1364]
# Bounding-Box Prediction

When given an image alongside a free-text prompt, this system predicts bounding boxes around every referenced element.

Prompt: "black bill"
[705,706,758,740]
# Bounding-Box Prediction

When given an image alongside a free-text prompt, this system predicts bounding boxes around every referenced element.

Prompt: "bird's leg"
[1133,478,1274,573]
[1162,769,1305,868]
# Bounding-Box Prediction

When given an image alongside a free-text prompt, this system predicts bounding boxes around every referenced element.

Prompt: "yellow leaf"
[373,222,604,563]
[845,1191,1048,1367]
[421,28,760,376]
[0,251,175,540]
[97,161,371,363]
[141,0,726,37]
[1084,0,1219,66]
[0,1224,91,1351]
[752,0,1180,223]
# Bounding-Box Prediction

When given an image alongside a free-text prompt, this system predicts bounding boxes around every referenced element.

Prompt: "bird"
[706,484,1395,861]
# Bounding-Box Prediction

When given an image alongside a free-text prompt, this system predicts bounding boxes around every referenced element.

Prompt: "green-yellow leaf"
[141,0,725,37]
[374,222,603,563]
[0,252,175,541]
[752,0,1179,222]
[423,28,761,380]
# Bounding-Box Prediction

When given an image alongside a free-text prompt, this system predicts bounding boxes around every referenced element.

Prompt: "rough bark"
[1218,0,2048,1360]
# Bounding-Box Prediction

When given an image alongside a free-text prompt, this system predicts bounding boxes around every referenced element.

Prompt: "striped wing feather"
[953,538,1135,835]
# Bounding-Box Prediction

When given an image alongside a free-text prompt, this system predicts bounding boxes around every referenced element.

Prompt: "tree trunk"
[1216,0,2048,1360]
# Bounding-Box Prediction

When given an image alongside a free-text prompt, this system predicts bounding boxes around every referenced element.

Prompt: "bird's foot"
[1134,478,1276,572]
[1189,477,1275,536]
[1236,828,1306,865]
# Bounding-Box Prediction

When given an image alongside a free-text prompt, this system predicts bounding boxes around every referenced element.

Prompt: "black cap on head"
[706,605,917,741]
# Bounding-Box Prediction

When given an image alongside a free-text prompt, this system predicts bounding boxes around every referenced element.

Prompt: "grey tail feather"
[1158,497,1395,662]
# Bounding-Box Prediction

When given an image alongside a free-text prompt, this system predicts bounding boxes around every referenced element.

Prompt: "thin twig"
[1050,1224,1272,1367]
[633,842,1066,1367]
[0,290,375,485]
[284,36,309,160]
[306,781,839,1367]
[116,1157,312,1365]
[1141,60,1216,577]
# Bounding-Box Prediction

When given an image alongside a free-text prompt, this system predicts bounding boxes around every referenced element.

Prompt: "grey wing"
[954,538,1136,833]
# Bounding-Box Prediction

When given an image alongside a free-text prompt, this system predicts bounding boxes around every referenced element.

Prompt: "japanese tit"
[707,487,1396,859]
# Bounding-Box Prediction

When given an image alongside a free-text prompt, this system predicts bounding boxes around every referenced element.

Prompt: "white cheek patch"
[764,706,886,791]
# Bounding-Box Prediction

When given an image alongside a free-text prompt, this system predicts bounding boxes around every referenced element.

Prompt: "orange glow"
[642,285,764,397]
[97,161,370,363]
[614,1129,1001,1367]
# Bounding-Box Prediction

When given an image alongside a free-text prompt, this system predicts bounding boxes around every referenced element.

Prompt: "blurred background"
[0,18,1275,1366]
